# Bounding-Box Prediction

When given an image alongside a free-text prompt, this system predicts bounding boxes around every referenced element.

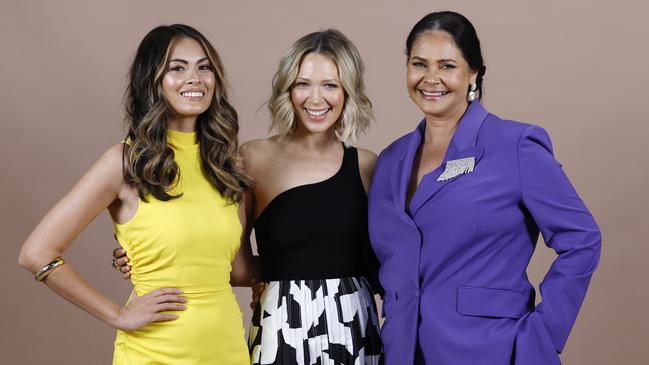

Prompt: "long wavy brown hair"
[123,24,252,204]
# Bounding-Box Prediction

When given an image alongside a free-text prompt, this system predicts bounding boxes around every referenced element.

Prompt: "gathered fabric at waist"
[132,283,234,297]
[130,268,232,296]
[120,242,235,296]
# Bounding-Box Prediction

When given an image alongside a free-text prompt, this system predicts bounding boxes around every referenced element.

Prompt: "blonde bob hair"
[268,29,373,143]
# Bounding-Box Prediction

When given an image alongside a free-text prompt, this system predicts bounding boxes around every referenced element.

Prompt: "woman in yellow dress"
[19,24,255,364]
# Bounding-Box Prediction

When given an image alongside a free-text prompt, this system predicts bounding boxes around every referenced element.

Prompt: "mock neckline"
[167,129,198,152]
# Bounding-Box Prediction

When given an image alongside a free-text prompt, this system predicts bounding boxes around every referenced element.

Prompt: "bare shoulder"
[239,137,277,159]
[239,138,279,174]
[95,143,128,184]
[62,143,129,210]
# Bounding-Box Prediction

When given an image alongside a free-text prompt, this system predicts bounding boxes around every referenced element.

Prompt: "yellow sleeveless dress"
[112,130,249,364]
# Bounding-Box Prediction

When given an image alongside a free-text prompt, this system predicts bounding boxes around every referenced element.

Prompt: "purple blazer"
[368,101,601,365]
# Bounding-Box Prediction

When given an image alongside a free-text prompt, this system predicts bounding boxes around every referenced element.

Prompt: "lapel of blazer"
[390,123,423,223]
[407,101,490,216]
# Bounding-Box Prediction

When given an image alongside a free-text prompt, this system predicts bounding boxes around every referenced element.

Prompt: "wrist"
[104,304,124,329]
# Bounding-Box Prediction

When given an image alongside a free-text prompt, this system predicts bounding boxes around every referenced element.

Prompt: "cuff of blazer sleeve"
[514,312,562,365]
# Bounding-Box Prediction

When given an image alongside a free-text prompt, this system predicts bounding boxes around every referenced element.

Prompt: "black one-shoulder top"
[254,146,381,293]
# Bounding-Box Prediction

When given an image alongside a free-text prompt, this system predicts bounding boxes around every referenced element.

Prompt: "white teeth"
[421,90,447,97]
[181,91,204,98]
[306,108,329,116]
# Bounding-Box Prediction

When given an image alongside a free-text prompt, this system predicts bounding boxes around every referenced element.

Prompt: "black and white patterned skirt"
[248,277,383,365]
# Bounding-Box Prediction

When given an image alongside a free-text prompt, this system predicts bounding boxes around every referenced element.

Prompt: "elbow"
[18,247,39,272]
[229,270,246,287]
[230,270,260,288]
[585,224,602,257]
[229,276,248,288]
[230,273,255,288]
[18,244,60,273]
[573,221,602,255]
[591,228,603,264]
[230,256,261,287]
[576,227,603,274]
[589,216,603,251]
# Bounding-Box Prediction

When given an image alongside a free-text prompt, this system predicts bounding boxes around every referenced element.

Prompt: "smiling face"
[290,52,345,135]
[162,37,215,126]
[407,31,477,121]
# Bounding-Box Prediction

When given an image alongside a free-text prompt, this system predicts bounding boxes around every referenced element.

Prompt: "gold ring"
[111,258,120,271]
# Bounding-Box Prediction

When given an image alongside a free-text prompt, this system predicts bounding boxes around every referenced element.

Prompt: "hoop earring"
[467,83,478,102]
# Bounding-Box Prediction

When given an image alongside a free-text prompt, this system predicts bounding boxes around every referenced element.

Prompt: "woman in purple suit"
[368,11,601,365]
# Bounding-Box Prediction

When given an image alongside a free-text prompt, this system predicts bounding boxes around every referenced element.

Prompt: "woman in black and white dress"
[240,29,383,364]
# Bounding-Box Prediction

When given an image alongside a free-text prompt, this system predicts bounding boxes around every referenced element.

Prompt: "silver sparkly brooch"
[436,157,476,181]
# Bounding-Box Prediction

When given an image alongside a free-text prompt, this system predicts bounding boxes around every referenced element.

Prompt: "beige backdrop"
[2,0,647,364]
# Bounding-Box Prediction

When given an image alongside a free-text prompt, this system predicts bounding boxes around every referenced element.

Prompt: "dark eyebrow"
[168,57,209,64]
[409,57,458,64]
[410,56,428,63]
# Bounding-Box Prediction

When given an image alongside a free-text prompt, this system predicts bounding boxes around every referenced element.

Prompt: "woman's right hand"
[250,280,266,310]
[115,288,187,331]
[112,247,131,279]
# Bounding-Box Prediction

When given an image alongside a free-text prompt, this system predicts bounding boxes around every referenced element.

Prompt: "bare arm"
[19,144,185,331]
[356,147,384,296]
[229,141,262,287]
[230,188,261,287]
[357,148,378,193]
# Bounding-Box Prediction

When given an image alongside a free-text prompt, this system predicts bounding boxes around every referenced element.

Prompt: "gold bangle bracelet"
[34,257,65,281]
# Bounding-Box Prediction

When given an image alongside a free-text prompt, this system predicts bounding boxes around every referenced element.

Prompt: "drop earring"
[467,83,477,102]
